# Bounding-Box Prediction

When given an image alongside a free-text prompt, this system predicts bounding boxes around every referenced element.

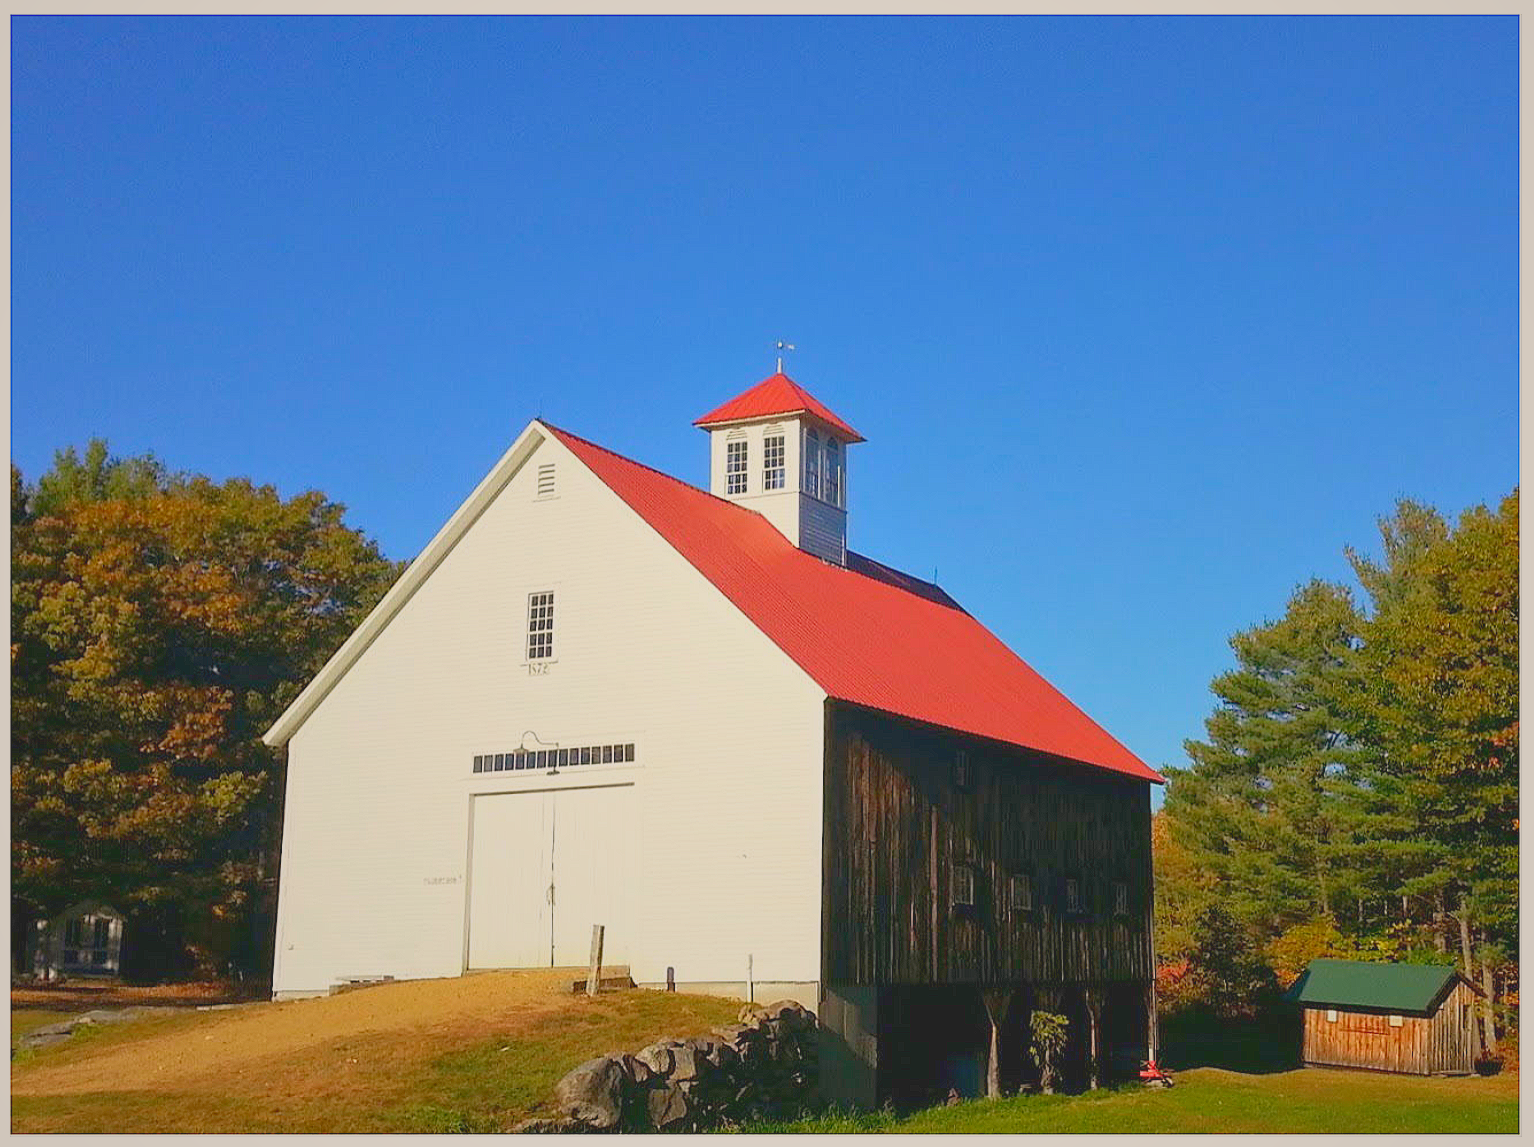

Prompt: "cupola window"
[825,436,842,506]
[725,433,748,495]
[804,428,821,498]
[763,427,786,491]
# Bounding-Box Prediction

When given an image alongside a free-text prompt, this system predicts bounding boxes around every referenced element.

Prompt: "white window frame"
[824,435,842,506]
[725,433,748,496]
[803,427,821,498]
[1389,1014,1404,1027]
[762,427,786,491]
[1326,1009,1338,1022]
[525,591,556,662]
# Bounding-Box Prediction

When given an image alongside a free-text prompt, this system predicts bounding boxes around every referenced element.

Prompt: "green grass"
[743,1068,1518,1134]
[13,992,1518,1135]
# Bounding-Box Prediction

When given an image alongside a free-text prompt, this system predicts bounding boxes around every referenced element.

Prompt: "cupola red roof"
[694,373,865,442]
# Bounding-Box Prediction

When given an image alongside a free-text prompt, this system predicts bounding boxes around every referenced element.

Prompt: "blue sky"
[12,17,1517,793]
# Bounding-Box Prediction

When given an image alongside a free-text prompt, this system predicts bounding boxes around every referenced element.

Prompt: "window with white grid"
[526,592,555,660]
[726,435,748,495]
[804,428,821,497]
[763,428,786,490]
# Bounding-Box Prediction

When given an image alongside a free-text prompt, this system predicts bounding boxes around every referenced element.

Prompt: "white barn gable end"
[269,421,826,1001]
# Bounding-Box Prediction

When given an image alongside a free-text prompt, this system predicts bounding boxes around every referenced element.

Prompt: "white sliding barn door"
[467,785,633,970]
[550,784,634,967]
[467,791,554,969]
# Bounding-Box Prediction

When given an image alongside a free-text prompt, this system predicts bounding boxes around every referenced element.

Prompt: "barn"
[262,370,1163,1106]
[1287,958,1483,1076]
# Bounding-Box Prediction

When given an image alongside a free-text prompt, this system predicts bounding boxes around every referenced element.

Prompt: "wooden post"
[585,924,604,998]
[747,953,754,1004]
[980,987,1014,1099]
[1146,981,1160,1065]
[1083,986,1103,1090]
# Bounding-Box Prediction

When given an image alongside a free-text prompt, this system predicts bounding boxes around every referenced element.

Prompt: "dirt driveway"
[13,968,580,1097]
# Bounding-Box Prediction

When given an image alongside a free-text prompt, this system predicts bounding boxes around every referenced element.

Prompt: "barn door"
[468,791,555,969]
[468,785,633,970]
[550,785,633,967]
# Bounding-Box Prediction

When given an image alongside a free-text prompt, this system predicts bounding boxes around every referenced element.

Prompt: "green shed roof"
[1284,958,1468,1014]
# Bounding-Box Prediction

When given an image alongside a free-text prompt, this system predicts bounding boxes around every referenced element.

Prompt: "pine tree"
[1162,580,1369,938]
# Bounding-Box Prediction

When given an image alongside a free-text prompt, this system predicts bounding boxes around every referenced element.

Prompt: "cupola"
[695,372,863,565]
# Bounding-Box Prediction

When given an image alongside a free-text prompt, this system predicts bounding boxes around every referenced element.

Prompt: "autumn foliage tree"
[12,441,400,978]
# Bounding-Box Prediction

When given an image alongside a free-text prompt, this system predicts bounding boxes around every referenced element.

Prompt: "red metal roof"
[694,373,866,442]
[548,424,1161,784]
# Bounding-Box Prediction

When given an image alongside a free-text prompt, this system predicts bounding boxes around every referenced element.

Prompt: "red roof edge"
[694,372,865,442]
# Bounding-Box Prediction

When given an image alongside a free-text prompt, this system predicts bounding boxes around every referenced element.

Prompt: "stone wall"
[523,999,820,1132]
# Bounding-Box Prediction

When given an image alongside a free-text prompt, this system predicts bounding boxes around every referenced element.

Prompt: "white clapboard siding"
[271,426,827,997]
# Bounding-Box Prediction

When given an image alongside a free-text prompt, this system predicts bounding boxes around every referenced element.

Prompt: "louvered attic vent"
[536,463,556,498]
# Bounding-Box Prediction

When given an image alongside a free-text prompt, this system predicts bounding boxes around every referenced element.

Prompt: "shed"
[26,900,125,981]
[1286,958,1482,1075]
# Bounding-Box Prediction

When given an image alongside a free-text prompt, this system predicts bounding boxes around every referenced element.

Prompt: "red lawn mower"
[1138,1060,1175,1088]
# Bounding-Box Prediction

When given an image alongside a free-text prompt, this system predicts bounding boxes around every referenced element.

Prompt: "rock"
[553,1056,625,1131]
[669,1041,706,1082]
[646,1082,690,1131]
[635,1042,676,1076]
[17,1029,74,1051]
[703,1039,740,1072]
[616,1053,651,1086]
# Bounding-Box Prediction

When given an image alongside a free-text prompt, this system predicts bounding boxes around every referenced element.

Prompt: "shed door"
[467,785,633,970]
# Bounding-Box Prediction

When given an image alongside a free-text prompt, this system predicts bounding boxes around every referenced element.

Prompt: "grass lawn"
[744,1067,1517,1134]
[11,974,1518,1134]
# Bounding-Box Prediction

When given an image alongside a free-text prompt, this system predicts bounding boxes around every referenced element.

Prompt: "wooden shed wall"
[822,703,1155,987]
[1301,981,1478,1075]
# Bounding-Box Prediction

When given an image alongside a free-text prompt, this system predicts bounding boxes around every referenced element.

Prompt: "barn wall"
[272,428,827,997]
[822,704,1155,987]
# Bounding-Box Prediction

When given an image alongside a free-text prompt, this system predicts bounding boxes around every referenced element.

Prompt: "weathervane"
[775,340,796,373]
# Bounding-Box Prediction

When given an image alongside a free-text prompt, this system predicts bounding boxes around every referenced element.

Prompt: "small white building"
[263,370,1159,1075]
[27,900,125,980]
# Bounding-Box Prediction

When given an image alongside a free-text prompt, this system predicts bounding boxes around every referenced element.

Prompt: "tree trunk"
[1146,981,1160,1065]
[1480,952,1499,1055]
[1457,896,1474,979]
[980,987,1013,1100]
[1084,987,1103,1090]
[1433,891,1447,953]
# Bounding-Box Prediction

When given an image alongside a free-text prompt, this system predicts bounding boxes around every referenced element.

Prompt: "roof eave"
[693,410,866,443]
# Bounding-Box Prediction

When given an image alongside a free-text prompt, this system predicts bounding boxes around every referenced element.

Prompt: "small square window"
[624,743,635,762]
[473,755,484,773]
[952,863,976,908]
[535,750,547,769]
[494,753,506,771]
[603,745,613,763]
[1326,1009,1338,1022]
[580,747,591,765]
[557,748,569,767]
[1065,877,1083,915]
[1390,1014,1404,1027]
[954,750,971,791]
[1009,873,1033,912]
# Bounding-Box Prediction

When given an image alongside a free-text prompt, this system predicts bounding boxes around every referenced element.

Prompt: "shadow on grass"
[1159,1012,1302,1075]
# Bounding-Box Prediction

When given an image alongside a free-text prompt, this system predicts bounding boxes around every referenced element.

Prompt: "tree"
[12,439,400,977]
[1186,903,1280,1019]
[1028,1011,1069,1095]
[1161,580,1369,940]
[1346,490,1518,1050]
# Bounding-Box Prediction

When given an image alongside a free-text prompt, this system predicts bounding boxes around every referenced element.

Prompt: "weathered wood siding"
[1301,981,1478,1075]
[822,703,1154,987]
